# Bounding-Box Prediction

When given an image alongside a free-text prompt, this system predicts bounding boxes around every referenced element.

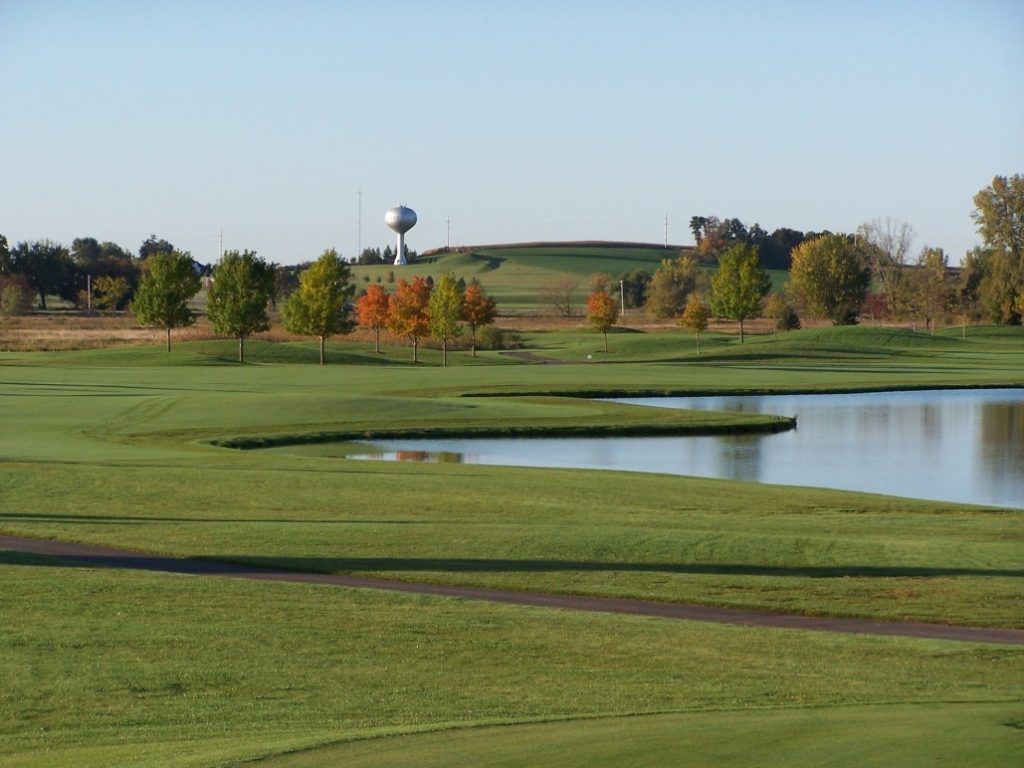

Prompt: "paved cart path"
[3,533,1022,645]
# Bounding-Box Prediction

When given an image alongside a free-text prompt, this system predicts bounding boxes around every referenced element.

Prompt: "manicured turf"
[2,557,1022,768]
[256,704,1024,768]
[1,325,1022,766]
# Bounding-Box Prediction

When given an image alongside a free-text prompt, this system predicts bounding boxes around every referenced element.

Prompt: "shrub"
[0,275,34,316]
[477,325,523,350]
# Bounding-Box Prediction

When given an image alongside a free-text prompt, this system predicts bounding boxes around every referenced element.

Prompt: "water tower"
[385,205,417,265]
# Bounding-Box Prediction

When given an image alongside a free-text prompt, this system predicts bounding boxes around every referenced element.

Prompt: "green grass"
[1,327,1023,766]
[351,247,606,311]
[349,244,796,311]
[1,557,1021,768]
[256,704,1024,768]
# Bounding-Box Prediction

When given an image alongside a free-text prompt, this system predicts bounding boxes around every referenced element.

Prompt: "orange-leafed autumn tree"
[461,279,497,357]
[586,289,619,353]
[386,276,432,362]
[356,284,390,353]
[677,292,710,353]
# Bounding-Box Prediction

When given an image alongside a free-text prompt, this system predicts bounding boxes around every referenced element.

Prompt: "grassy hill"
[350,241,749,312]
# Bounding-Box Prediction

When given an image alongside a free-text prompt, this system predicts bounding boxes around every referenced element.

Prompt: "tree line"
[583,175,1024,341]
[0,235,191,313]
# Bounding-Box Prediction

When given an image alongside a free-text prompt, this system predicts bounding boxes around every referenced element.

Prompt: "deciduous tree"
[910,247,953,334]
[428,272,463,367]
[206,250,274,363]
[857,218,914,318]
[131,250,202,351]
[954,248,985,334]
[763,293,800,340]
[71,237,103,267]
[690,216,748,261]
[71,238,139,309]
[972,175,1024,324]
[138,235,176,261]
[677,293,710,353]
[91,275,130,310]
[281,249,355,365]
[387,276,431,362]
[586,290,619,353]
[0,274,33,317]
[972,175,1024,262]
[461,280,497,357]
[787,234,870,326]
[356,284,390,353]
[7,240,73,309]
[590,272,615,294]
[645,255,701,320]
[619,269,651,309]
[710,244,771,343]
[542,277,578,317]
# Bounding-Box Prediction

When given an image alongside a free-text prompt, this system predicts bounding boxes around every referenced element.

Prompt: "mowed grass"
[1,326,1023,766]
[1,556,1022,768]
[258,704,1024,768]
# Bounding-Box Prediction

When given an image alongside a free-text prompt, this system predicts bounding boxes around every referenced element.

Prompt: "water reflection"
[979,403,1024,500]
[345,389,1024,508]
[383,450,465,464]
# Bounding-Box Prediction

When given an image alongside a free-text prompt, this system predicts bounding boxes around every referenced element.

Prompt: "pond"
[341,389,1024,508]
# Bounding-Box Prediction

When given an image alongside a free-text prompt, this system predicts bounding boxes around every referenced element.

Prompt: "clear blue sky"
[2,0,1022,265]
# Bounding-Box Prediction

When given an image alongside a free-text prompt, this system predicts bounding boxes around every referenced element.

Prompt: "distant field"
[347,242,792,312]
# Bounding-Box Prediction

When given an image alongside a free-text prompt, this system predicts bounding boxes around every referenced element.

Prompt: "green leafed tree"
[619,269,651,309]
[677,293,710,353]
[91,275,131,310]
[138,235,176,261]
[763,293,800,341]
[0,274,34,317]
[645,255,701,320]
[710,244,771,343]
[955,248,986,334]
[972,175,1024,262]
[131,251,201,351]
[428,272,464,367]
[972,175,1024,324]
[787,234,871,325]
[282,249,355,365]
[910,247,953,334]
[206,250,274,363]
[7,240,73,309]
[71,237,103,268]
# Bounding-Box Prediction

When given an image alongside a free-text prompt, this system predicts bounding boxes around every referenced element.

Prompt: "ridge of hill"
[420,240,693,258]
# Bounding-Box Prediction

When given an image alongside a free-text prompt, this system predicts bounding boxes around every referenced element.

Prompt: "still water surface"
[349,389,1024,508]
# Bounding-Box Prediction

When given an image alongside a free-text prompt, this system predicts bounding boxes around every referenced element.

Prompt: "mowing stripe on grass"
[3,533,1022,646]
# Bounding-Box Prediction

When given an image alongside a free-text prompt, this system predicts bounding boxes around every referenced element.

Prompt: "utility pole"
[664,213,669,248]
[446,217,451,250]
[619,279,625,314]
[358,188,362,257]
[86,274,91,311]
[219,229,223,259]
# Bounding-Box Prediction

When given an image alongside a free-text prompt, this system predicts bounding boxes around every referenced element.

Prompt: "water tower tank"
[385,205,417,265]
